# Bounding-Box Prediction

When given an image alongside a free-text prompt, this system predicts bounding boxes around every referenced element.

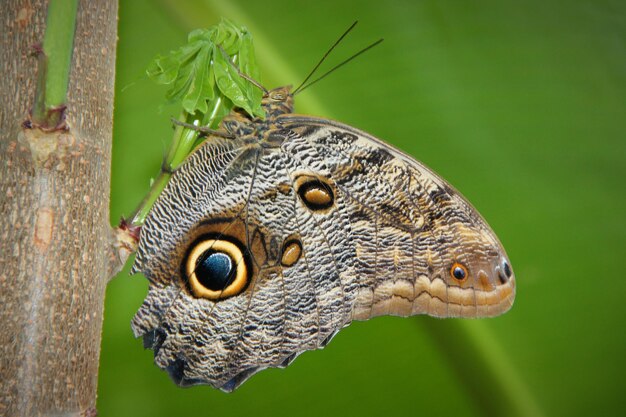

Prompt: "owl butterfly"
[131,28,515,392]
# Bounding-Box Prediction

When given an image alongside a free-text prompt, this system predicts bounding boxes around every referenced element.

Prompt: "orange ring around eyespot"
[186,239,248,300]
[450,262,469,282]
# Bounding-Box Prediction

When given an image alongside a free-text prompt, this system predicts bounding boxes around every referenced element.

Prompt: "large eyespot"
[184,237,250,300]
[450,262,468,282]
[296,176,335,211]
[280,237,302,267]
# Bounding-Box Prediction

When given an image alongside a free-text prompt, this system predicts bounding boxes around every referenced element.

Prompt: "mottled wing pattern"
[279,116,515,319]
[131,116,515,392]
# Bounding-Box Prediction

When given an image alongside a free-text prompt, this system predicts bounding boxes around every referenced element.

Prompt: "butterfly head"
[262,86,294,118]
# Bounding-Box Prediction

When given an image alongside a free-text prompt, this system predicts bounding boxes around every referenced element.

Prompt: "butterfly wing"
[277,115,516,320]
[131,117,515,391]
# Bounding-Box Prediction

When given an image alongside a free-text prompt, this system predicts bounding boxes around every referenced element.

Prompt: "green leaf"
[146,18,263,121]
[212,52,251,115]
[181,46,213,114]
[146,55,179,84]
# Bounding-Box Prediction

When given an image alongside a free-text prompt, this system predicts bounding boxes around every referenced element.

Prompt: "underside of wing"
[130,114,515,392]
[131,133,357,391]
[277,115,515,320]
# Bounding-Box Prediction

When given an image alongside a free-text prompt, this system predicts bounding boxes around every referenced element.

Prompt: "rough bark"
[0,1,118,416]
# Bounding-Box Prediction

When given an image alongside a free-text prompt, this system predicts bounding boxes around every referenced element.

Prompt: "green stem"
[128,95,230,227]
[127,117,201,227]
[164,114,200,171]
[129,171,171,226]
[206,95,224,129]
[420,318,544,417]
[31,0,78,128]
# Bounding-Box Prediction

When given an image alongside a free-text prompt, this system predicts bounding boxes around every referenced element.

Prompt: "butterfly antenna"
[218,45,269,95]
[292,21,359,95]
[294,38,384,95]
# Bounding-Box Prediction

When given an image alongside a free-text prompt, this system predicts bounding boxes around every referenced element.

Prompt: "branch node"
[18,125,76,168]
[25,104,69,132]
[107,219,141,280]
[82,406,98,417]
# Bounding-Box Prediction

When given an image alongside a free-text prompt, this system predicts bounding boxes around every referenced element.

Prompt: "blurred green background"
[101,0,626,416]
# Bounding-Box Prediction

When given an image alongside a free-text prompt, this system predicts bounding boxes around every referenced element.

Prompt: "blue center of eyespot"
[196,251,235,291]
[452,266,466,280]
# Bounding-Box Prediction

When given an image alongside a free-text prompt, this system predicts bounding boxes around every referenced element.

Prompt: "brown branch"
[0,1,118,416]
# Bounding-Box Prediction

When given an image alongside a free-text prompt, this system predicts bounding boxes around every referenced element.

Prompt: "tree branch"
[0,1,118,416]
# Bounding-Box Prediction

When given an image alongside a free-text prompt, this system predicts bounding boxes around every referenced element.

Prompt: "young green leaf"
[129,19,265,228]
[147,18,263,122]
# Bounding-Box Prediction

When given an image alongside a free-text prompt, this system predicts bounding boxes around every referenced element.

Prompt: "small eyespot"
[280,238,302,267]
[496,259,513,284]
[450,262,468,281]
[296,177,335,211]
[184,237,250,300]
[497,268,507,284]
[503,260,512,278]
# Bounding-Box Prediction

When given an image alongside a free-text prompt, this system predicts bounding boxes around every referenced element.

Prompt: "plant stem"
[1,2,118,415]
[420,318,544,417]
[128,94,228,227]
[129,171,171,226]
[31,0,78,128]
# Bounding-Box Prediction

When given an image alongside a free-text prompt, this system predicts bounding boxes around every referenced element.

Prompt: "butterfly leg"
[170,118,236,139]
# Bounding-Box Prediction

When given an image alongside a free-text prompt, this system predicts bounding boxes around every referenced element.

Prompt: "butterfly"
[130,32,515,393]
